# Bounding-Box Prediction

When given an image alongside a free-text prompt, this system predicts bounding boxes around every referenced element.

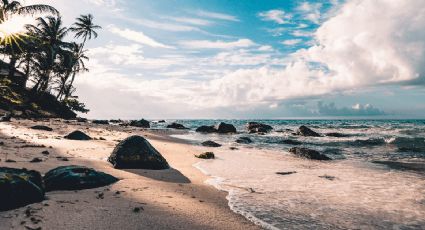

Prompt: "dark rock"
[0,167,44,211]
[44,165,119,192]
[30,158,43,163]
[41,151,49,155]
[92,120,109,125]
[229,147,238,150]
[281,139,302,145]
[289,147,331,160]
[166,123,188,129]
[0,112,11,122]
[276,171,297,175]
[295,125,321,137]
[129,119,150,128]
[216,122,236,134]
[64,130,92,140]
[5,159,16,163]
[372,161,425,172]
[195,125,217,133]
[30,125,53,131]
[236,137,253,144]
[319,175,336,180]
[157,120,166,123]
[195,152,215,159]
[109,119,122,123]
[201,140,222,147]
[326,132,350,137]
[76,117,88,122]
[108,135,169,169]
[247,122,273,133]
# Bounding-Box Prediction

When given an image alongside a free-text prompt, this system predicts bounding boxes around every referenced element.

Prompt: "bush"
[63,98,89,113]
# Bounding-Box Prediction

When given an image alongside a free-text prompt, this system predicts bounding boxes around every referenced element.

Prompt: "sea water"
[162,120,425,229]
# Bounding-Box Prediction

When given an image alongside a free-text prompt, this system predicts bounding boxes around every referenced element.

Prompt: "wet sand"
[0,119,260,230]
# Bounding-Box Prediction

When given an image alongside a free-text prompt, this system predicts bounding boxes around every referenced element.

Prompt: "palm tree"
[26,16,71,92]
[70,14,101,47]
[0,0,58,23]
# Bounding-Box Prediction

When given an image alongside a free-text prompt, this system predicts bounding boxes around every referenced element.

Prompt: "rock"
[157,120,166,123]
[281,139,302,145]
[0,112,11,122]
[41,151,49,155]
[229,147,239,150]
[166,123,188,129]
[44,165,119,192]
[247,122,273,133]
[129,119,150,128]
[195,125,217,133]
[295,125,321,137]
[30,125,53,131]
[201,140,222,147]
[64,130,92,140]
[236,137,253,144]
[76,117,88,122]
[92,120,109,125]
[276,171,297,175]
[108,135,169,169]
[289,147,331,160]
[195,152,215,159]
[109,119,122,123]
[326,132,350,137]
[216,122,236,134]
[30,158,43,163]
[0,167,44,211]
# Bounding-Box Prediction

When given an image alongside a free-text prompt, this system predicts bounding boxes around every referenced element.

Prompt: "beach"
[0,119,260,230]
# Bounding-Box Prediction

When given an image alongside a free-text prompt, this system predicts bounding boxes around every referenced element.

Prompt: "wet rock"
[372,161,425,172]
[64,130,92,140]
[281,139,302,145]
[0,112,11,122]
[44,165,119,192]
[195,152,215,159]
[195,125,217,133]
[201,140,222,147]
[30,158,43,163]
[108,135,169,169]
[129,119,150,128]
[326,132,350,137]
[247,122,273,133]
[157,120,166,123]
[92,120,109,125]
[289,147,331,160]
[295,125,321,137]
[166,123,188,129]
[236,137,253,144]
[30,125,53,131]
[0,167,44,211]
[216,122,237,134]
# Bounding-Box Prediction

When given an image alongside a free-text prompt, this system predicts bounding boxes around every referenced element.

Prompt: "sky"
[23,0,425,119]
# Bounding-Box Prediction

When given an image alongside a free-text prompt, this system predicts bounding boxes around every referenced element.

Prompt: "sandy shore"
[0,119,260,230]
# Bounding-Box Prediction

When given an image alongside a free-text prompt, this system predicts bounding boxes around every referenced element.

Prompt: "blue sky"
[26,0,425,119]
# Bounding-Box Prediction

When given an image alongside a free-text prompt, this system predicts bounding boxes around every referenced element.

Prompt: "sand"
[0,119,260,230]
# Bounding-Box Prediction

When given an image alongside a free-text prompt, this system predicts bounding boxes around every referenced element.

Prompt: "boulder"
[0,167,44,211]
[216,122,236,134]
[92,120,109,125]
[195,125,217,133]
[281,139,302,145]
[289,147,331,160]
[76,117,88,122]
[129,119,150,128]
[64,130,92,140]
[108,135,169,169]
[166,123,188,129]
[157,120,166,123]
[295,125,321,137]
[44,165,119,192]
[236,137,253,144]
[0,112,11,122]
[247,122,273,133]
[201,140,222,147]
[195,152,215,159]
[30,125,53,131]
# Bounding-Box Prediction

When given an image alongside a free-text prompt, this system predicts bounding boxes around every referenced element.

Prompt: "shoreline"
[0,119,260,230]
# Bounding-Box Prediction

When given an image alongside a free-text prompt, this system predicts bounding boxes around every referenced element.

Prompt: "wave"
[386,137,425,152]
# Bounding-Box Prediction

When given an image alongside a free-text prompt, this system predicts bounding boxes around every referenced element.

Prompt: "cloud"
[179,39,256,49]
[258,10,292,24]
[167,17,212,26]
[317,102,385,116]
[297,2,322,24]
[196,10,239,22]
[108,25,173,48]
[281,39,302,46]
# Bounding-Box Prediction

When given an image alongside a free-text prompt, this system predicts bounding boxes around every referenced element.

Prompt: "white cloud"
[258,45,274,51]
[108,25,173,48]
[281,39,302,46]
[167,17,212,26]
[297,2,322,24]
[179,39,256,49]
[258,10,292,24]
[196,10,239,22]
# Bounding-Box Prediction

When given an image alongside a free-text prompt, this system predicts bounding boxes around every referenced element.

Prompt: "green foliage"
[63,98,89,113]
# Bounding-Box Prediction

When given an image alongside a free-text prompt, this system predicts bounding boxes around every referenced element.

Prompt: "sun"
[0,15,33,48]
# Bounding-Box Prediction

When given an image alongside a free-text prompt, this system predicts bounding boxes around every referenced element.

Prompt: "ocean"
[161,119,425,229]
